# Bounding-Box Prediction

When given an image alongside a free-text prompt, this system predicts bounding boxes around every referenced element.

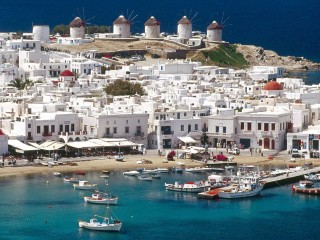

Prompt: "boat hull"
[73,184,97,190]
[84,197,118,205]
[79,221,122,231]
[198,189,219,199]
[218,186,263,199]
[165,185,207,193]
[292,186,320,195]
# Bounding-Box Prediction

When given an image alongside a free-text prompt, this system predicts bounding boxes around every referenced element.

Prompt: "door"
[264,138,270,149]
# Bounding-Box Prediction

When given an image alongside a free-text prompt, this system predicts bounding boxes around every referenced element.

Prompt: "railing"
[161,131,174,135]
[135,132,144,137]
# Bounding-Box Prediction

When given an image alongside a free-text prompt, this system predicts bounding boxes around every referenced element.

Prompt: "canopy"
[29,141,65,151]
[67,141,104,149]
[8,139,39,152]
[177,136,198,144]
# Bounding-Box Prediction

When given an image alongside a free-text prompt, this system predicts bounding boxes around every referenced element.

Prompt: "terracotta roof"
[144,16,160,26]
[113,15,130,25]
[69,17,86,28]
[178,16,191,25]
[207,21,222,30]
[60,70,74,77]
[263,80,283,90]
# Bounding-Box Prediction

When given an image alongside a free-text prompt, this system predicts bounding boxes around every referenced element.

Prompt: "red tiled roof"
[263,81,283,90]
[60,70,74,77]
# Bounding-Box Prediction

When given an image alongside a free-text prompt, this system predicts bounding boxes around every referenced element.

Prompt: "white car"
[228,148,240,155]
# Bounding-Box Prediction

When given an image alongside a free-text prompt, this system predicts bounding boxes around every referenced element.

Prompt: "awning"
[29,141,65,151]
[67,141,104,149]
[178,136,198,144]
[88,139,116,147]
[8,139,39,151]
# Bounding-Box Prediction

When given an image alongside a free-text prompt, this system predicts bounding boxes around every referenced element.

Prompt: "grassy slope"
[191,44,249,69]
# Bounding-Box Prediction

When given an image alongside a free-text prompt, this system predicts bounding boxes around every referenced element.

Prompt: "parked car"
[291,149,302,158]
[227,148,240,155]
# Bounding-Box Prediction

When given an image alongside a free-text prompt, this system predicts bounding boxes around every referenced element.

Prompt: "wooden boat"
[198,189,220,199]
[292,181,320,195]
[165,181,209,193]
[73,180,97,190]
[217,177,264,199]
[84,192,118,205]
[75,170,86,175]
[78,207,122,231]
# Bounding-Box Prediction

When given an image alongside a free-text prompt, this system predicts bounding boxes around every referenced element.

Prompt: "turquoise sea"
[0,171,319,240]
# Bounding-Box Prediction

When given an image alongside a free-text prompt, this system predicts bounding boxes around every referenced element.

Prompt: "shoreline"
[1,151,319,179]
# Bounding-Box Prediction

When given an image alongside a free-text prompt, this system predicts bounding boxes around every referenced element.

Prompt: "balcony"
[43,132,52,137]
[135,132,144,137]
[161,131,174,135]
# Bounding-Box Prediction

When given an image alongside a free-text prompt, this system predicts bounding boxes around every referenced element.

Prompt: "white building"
[207,21,222,42]
[177,16,192,40]
[144,16,160,39]
[0,129,8,155]
[6,39,41,51]
[113,15,131,38]
[248,66,285,81]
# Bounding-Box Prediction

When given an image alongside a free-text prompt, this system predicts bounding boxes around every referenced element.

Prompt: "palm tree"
[8,78,34,90]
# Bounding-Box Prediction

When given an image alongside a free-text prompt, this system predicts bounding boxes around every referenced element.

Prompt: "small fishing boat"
[73,180,97,190]
[84,192,118,205]
[151,173,161,179]
[304,173,320,181]
[155,168,170,173]
[217,177,264,199]
[100,174,110,178]
[165,181,209,193]
[75,170,86,175]
[63,177,79,183]
[171,167,183,173]
[115,154,125,161]
[292,181,320,195]
[78,207,122,231]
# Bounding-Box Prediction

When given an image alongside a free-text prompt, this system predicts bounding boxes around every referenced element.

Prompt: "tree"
[103,79,145,96]
[8,78,33,90]
[52,24,69,35]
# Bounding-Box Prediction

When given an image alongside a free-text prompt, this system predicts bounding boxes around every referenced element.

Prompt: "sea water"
[0,171,319,240]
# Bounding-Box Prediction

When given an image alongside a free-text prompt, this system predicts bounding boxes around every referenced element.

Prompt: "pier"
[263,166,320,188]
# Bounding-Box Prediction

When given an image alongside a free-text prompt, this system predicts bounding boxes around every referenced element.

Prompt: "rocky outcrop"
[236,44,320,72]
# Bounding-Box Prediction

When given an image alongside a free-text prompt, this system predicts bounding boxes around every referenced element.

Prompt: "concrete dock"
[263,166,320,188]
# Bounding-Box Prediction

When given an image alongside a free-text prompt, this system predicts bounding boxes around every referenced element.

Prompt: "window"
[28,124,31,128]
[71,124,74,131]
[223,127,226,133]
[271,123,275,131]
[184,113,187,117]
[51,125,55,133]
[259,139,263,146]
[216,126,219,133]
[247,122,252,131]
[240,122,244,130]
[126,120,128,124]
[125,126,129,133]
[195,124,198,131]
[264,123,269,131]
[258,123,261,130]
[59,124,63,132]
[181,125,184,131]
[106,128,110,135]
[113,127,117,134]
[37,126,40,134]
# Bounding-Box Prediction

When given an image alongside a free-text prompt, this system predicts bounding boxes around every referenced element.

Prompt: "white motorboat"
[63,177,79,183]
[79,207,122,231]
[304,173,320,181]
[73,180,97,190]
[123,170,140,176]
[155,168,170,173]
[165,181,209,193]
[84,192,118,205]
[53,172,62,177]
[137,175,153,181]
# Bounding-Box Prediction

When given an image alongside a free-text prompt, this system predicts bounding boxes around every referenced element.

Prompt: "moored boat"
[123,170,140,176]
[292,181,320,195]
[217,177,264,199]
[198,189,220,199]
[165,181,209,193]
[63,177,79,183]
[84,192,118,205]
[53,172,62,177]
[73,180,97,190]
[78,207,122,231]
[138,174,153,181]
[304,173,320,181]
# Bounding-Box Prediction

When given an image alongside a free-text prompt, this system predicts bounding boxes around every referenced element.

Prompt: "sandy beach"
[0,149,319,178]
